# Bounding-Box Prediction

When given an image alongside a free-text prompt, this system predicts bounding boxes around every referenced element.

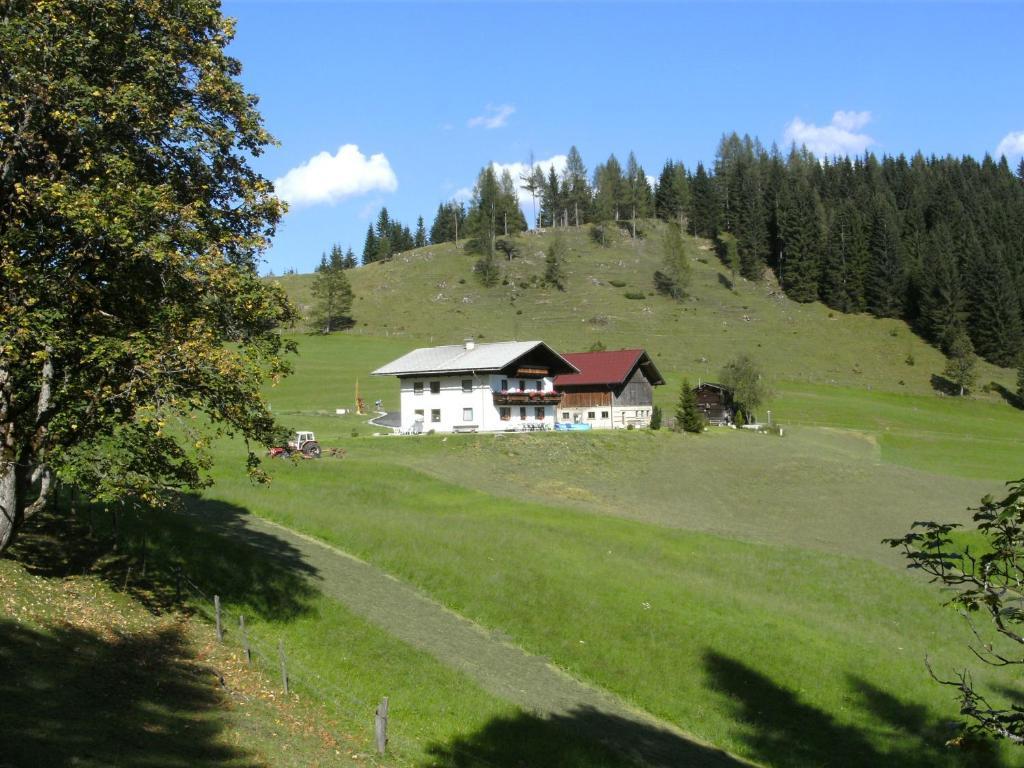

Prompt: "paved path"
[227,511,752,767]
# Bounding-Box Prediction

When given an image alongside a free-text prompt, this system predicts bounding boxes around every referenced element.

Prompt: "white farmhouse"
[372,339,578,433]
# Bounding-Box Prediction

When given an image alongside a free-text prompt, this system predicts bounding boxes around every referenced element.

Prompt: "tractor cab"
[286,431,321,458]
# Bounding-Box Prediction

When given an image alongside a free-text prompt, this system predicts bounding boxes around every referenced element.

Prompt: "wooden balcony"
[492,391,563,405]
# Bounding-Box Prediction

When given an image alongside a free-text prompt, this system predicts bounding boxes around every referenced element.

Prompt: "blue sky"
[221,1,1024,275]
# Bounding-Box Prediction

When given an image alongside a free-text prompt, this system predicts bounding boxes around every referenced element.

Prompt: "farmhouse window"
[431,409,441,423]
[501,379,508,391]
[535,380,542,391]
[500,407,511,421]
[462,379,473,393]
[601,411,609,418]
[463,408,474,421]
[413,382,423,395]
[519,407,527,420]
[587,411,595,420]
[414,409,424,420]
[562,412,569,420]
[534,407,545,420]
[519,379,526,391]
[430,381,441,394]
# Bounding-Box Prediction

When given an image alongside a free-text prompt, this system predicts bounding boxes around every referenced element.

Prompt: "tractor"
[269,431,322,459]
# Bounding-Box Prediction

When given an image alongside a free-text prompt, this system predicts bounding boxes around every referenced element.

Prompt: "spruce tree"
[414,216,427,248]
[543,236,567,291]
[865,199,905,317]
[362,224,377,264]
[563,146,592,227]
[466,166,500,254]
[777,175,821,302]
[943,331,977,396]
[343,247,357,269]
[311,246,354,333]
[676,378,704,433]
[689,163,719,238]
[654,223,691,300]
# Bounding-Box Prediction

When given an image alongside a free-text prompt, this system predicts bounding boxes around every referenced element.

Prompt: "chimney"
[464,338,475,351]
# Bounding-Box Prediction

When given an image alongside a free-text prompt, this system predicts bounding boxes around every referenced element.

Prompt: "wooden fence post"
[214,595,222,642]
[278,639,289,695]
[375,696,389,755]
[239,615,250,665]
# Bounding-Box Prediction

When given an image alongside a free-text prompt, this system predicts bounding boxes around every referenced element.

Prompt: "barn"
[553,349,665,429]
[693,382,735,426]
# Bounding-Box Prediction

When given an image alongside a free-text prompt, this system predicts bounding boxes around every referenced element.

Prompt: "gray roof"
[372,340,577,377]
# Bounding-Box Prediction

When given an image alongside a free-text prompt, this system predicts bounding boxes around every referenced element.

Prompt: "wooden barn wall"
[613,368,653,406]
[560,390,611,408]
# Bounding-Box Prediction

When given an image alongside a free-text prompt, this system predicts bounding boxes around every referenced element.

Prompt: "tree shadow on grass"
[930,373,961,397]
[9,494,319,624]
[0,617,258,768]
[703,651,1004,768]
[424,705,750,768]
[988,382,1023,410]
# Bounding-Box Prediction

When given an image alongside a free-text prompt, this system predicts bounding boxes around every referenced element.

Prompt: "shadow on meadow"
[424,705,750,768]
[0,617,258,768]
[703,651,1004,768]
[11,493,319,623]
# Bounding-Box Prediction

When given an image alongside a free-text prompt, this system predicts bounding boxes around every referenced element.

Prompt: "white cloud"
[831,110,872,132]
[467,104,516,129]
[783,110,875,158]
[646,174,657,190]
[452,186,473,202]
[273,144,398,208]
[996,131,1024,159]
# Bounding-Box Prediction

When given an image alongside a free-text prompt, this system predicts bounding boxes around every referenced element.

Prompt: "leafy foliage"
[0,0,295,550]
[943,332,978,396]
[885,479,1024,746]
[720,354,769,423]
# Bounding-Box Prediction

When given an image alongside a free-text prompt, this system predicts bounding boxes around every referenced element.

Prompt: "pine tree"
[865,199,905,317]
[676,378,704,433]
[430,201,465,244]
[361,223,377,264]
[311,246,354,333]
[543,236,567,291]
[689,162,719,238]
[654,223,691,300]
[563,146,591,227]
[968,251,1024,366]
[343,247,357,269]
[943,331,977,396]
[541,165,562,229]
[466,166,500,255]
[917,224,966,347]
[777,174,821,302]
[414,216,427,248]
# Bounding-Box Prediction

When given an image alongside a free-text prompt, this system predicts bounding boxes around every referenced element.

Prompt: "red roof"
[554,349,664,387]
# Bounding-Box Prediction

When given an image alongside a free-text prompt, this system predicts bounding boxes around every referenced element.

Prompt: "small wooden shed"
[694,382,734,425]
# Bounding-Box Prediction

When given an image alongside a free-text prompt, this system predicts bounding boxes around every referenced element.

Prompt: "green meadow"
[14,227,1022,767]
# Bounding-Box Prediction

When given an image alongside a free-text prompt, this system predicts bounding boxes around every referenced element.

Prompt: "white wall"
[557,405,653,429]
[398,373,556,433]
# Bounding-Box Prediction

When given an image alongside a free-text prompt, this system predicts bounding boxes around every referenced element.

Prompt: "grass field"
[270,224,1016,398]
[8,224,1022,767]
[177,327,1024,766]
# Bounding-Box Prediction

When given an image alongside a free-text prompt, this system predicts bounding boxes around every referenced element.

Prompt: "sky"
[220,1,1024,275]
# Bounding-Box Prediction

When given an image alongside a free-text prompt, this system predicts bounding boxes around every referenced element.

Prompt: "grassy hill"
[269,222,1015,398]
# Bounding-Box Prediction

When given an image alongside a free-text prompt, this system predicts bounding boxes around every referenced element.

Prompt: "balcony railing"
[492,390,563,405]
